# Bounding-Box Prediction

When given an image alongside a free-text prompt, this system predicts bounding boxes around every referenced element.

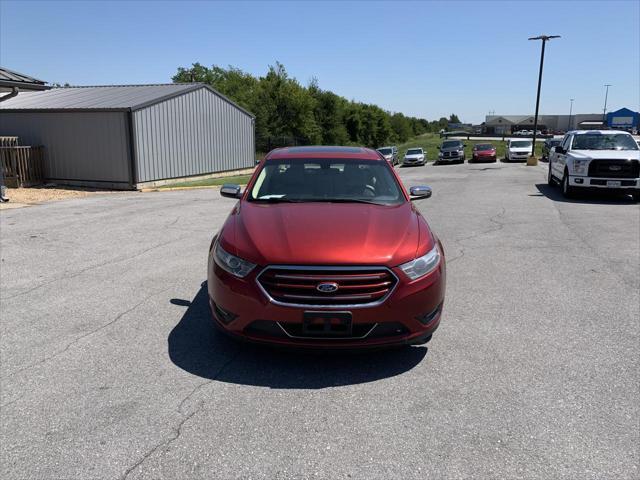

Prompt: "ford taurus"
[207,146,446,348]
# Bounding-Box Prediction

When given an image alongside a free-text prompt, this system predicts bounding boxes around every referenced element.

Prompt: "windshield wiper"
[253,197,306,203]
[322,198,389,205]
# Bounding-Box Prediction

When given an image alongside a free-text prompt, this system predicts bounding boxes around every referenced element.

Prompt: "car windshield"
[442,141,461,148]
[249,159,405,205]
[475,144,494,150]
[571,133,639,151]
[511,141,532,148]
[406,149,422,155]
[377,148,392,155]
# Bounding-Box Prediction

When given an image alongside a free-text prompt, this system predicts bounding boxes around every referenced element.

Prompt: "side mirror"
[463,144,467,147]
[409,185,432,200]
[220,184,242,199]
[555,147,565,155]
[436,146,440,150]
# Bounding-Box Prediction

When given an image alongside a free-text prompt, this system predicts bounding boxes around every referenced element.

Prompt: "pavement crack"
[446,248,465,265]
[120,350,241,480]
[453,207,507,246]
[2,238,185,301]
[3,287,171,380]
[120,409,199,480]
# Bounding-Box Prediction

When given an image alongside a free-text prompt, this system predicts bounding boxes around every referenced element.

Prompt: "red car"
[207,146,446,349]
[471,143,497,162]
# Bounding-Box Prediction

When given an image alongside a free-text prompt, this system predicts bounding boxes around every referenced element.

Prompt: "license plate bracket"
[303,311,352,337]
[607,180,622,187]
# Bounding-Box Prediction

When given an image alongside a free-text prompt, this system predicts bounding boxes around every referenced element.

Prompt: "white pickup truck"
[548,130,640,201]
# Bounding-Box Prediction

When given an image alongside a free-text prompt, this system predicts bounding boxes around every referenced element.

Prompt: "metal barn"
[0,84,255,189]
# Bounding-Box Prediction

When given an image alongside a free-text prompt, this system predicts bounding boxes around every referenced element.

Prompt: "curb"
[141,184,249,193]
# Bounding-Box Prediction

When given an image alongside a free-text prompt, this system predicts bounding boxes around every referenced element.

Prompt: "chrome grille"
[257,266,398,307]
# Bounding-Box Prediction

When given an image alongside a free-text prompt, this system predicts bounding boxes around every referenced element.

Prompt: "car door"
[554,134,572,177]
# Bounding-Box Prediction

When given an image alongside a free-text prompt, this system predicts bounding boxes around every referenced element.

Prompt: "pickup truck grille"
[257,266,397,307]
[588,159,639,179]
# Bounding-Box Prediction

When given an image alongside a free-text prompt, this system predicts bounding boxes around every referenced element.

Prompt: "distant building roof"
[0,67,50,91]
[485,115,534,126]
[0,83,254,117]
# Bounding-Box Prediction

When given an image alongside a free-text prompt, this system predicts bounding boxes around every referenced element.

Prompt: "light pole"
[602,84,612,125]
[568,98,574,130]
[528,34,560,157]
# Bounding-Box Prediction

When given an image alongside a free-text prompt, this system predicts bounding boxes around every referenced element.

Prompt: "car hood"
[569,150,640,160]
[405,154,424,158]
[221,201,428,267]
[509,147,531,153]
[441,147,462,152]
[475,150,495,154]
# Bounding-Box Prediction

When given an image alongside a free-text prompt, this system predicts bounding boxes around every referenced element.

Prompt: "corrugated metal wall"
[132,87,254,182]
[0,111,131,186]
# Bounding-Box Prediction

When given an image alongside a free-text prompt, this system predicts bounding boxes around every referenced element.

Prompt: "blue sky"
[1,0,638,123]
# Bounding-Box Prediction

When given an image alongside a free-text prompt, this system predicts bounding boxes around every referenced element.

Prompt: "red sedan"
[207,146,446,349]
[471,143,497,162]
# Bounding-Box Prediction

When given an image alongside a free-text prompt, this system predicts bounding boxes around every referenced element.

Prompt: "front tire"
[562,170,576,198]
[548,164,557,186]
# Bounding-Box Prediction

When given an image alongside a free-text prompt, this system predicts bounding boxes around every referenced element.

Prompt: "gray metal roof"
[0,83,254,117]
[0,66,50,91]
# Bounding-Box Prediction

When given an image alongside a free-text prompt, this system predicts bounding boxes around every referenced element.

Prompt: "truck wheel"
[548,164,556,186]
[632,191,640,202]
[562,170,575,198]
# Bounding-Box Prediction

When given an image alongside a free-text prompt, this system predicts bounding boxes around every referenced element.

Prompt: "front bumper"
[508,152,529,160]
[439,153,462,162]
[404,158,425,164]
[207,258,446,349]
[472,154,496,161]
[568,175,640,190]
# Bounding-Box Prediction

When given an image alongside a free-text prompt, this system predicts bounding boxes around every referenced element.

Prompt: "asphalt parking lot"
[1,161,638,479]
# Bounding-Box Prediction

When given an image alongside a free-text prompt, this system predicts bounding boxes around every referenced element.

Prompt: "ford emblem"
[609,165,622,171]
[316,282,339,293]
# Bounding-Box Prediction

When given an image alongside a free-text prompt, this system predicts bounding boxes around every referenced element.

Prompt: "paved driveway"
[1,162,638,479]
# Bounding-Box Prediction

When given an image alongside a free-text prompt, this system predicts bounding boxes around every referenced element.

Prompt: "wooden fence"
[0,137,18,147]
[0,146,45,187]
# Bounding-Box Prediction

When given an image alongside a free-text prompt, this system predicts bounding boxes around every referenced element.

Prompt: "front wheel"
[548,164,556,186]
[632,191,640,202]
[562,171,576,198]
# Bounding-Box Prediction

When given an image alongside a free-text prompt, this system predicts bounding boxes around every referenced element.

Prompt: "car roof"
[266,146,382,160]
[567,129,631,135]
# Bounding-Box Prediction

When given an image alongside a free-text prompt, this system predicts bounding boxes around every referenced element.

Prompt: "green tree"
[173,62,435,150]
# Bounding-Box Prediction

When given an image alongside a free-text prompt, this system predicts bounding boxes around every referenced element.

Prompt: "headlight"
[214,240,256,278]
[572,159,589,175]
[399,244,441,280]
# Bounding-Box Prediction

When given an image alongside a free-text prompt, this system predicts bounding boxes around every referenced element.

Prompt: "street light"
[568,98,574,130]
[528,34,561,157]
[602,84,612,125]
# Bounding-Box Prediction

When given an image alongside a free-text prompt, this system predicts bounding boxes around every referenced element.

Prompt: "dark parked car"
[471,144,497,162]
[542,138,562,161]
[208,146,446,348]
[437,140,465,163]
